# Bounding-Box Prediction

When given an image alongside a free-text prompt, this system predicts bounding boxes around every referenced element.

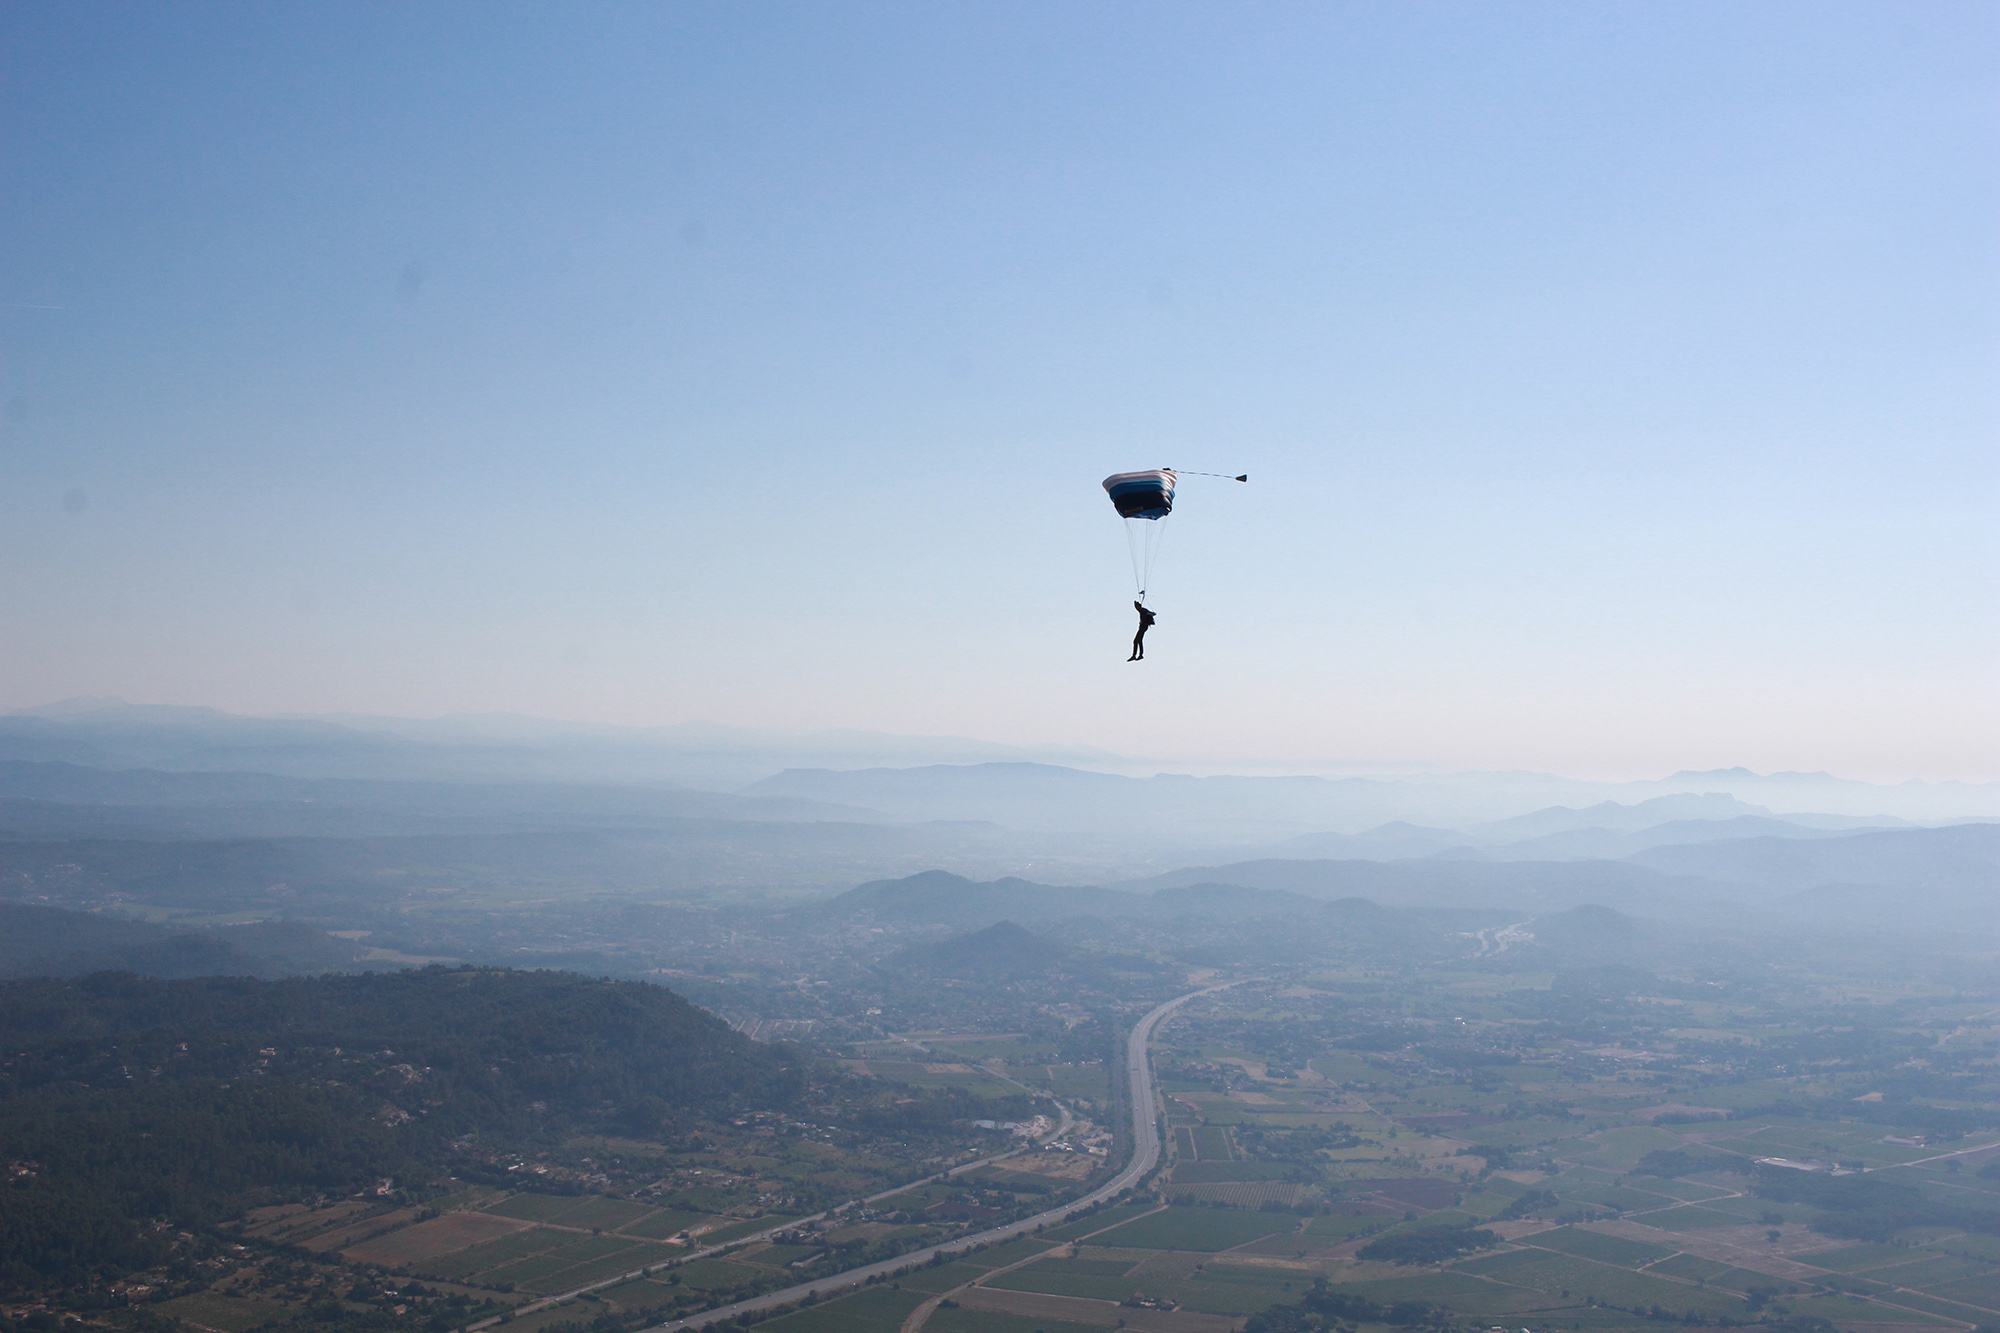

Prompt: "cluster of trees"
[1354,1226,1498,1265]
[1496,1189,1559,1219]
[1234,1122,1367,1164]
[1022,1013,1116,1066]
[1575,1299,1832,1331]
[1244,1279,1447,1331]
[847,1085,1038,1135]
[1246,1277,1845,1333]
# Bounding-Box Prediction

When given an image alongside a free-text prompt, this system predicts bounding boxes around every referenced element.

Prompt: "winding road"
[643,981,1236,1332]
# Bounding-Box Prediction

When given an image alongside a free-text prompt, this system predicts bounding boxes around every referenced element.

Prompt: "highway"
[644,981,1236,1331]
[480,1127,1051,1329]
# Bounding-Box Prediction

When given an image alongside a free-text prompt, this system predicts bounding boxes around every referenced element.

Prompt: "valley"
[0,707,1995,1333]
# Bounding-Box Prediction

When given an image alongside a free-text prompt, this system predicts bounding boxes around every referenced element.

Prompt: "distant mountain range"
[0,701,1989,928]
[0,759,880,837]
[7,701,1993,833]
[751,762,1993,836]
[826,869,1399,926]
[827,869,1136,924]
[1121,857,1682,910]
[5,819,1987,989]
[0,698,1121,789]
[827,821,1999,938]
[1136,823,1998,911]
[4,754,1965,875]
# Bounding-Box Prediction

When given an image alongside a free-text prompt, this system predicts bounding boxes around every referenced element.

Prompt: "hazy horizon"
[9,693,1998,794]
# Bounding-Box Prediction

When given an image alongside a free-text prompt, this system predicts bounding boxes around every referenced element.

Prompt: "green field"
[1447,1250,1751,1317]
[1332,1271,1509,1305]
[700,1217,779,1244]
[557,1197,656,1230]
[1801,1242,1918,1271]
[1304,1210,1391,1238]
[485,1242,660,1294]
[1527,1227,1676,1265]
[546,1234,644,1265]
[481,1253,603,1292]
[618,1206,717,1239]
[1190,1125,1235,1159]
[594,1276,681,1308]
[1561,1184,1687,1211]
[1160,1262,1315,1315]
[486,1192,589,1223]
[1871,1253,1996,1286]
[1923,1273,2000,1313]
[416,1226,573,1280]
[1038,1254,1145,1276]
[1644,1254,1771,1291]
[532,1244,669,1292]
[743,1243,821,1267]
[852,1061,1022,1097]
[1635,1177,1736,1202]
[1640,1205,1762,1230]
[1037,1202,1158,1241]
[1171,1159,1295,1182]
[969,1236,1062,1267]
[667,1257,767,1292]
[1092,1205,1296,1251]
[155,1293,291,1332]
[984,1265,1139,1301]
[755,1285,931,1332]
[1045,1065,1112,1099]
[926,1310,1106,1333]
[897,1260,996,1294]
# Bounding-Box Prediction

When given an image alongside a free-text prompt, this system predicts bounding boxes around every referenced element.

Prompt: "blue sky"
[1,1,1993,779]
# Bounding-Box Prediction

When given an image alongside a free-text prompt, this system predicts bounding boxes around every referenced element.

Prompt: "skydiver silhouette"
[1128,601,1156,661]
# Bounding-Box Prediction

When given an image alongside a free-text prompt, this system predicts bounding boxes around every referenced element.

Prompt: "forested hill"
[0,966,799,1117]
[0,968,802,1292]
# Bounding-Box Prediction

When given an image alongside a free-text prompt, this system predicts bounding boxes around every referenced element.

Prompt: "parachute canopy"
[1102,469,1177,520]
[1103,469,1178,599]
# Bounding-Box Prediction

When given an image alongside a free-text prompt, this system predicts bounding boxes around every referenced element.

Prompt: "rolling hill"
[882,920,1078,982]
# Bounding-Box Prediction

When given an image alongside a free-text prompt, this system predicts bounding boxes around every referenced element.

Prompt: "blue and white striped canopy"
[1101,469,1177,520]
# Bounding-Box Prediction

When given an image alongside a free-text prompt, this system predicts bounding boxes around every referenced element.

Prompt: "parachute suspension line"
[1102,469,1179,599]
[1124,517,1168,600]
[1102,466,1238,604]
